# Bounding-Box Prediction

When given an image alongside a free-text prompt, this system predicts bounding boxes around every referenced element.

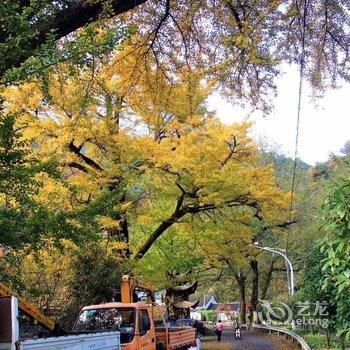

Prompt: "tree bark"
[234,272,247,324]
[249,259,259,324]
[260,259,275,300]
[326,328,331,348]
[133,199,187,260]
[341,337,345,350]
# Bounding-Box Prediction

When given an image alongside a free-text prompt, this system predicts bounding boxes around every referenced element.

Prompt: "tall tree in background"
[340,141,350,156]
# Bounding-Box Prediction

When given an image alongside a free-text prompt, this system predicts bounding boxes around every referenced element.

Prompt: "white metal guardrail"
[253,324,312,350]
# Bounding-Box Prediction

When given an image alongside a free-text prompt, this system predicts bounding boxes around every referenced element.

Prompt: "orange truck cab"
[73,302,196,350]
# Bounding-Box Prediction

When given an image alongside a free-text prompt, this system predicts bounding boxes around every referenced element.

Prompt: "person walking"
[214,319,224,342]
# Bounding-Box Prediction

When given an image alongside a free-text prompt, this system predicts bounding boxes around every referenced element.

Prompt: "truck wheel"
[156,342,165,350]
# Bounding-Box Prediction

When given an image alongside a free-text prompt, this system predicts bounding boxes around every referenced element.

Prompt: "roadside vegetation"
[295,330,350,350]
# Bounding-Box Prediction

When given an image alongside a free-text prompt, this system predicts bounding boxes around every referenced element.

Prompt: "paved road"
[220,329,276,350]
[202,329,296,350]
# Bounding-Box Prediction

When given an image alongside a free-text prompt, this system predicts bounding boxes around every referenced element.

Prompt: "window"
[138,309,151,336]
[73,307,136,344]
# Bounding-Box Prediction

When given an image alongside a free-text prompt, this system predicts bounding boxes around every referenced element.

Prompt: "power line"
[287,0,308,254]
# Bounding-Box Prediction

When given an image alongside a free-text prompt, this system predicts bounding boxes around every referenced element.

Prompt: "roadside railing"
[253,324,312,350]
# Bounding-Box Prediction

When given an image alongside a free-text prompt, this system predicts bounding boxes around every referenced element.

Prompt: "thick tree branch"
[148,0,171,51]
[226,1,244,31]
[66,161,89,173]
[260,219,298,233]
[134,194,259,260]
[133,193,188,260]
[1,0,149,76]
[260,258,276,300]
[67,140,103,171]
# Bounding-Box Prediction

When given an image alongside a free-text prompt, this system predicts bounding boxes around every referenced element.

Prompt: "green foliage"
[322,179,350,239]
[133,222,204,290]
[0,0,42,77]
[59,243,128,329]
[3,24,129,84]
[294,245,336,334]
[0,1,131,83]
[1,206,68,248]
[200,310,215,322]
[0,112,57,247]
[312,163,332,181]
[295,330,350,350]
[0,112,40,204]
[320,177,350,341]
[298,245,328,302]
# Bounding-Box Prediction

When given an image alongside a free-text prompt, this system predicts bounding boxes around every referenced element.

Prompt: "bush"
[59,242,128,329]
[1,239,128,330]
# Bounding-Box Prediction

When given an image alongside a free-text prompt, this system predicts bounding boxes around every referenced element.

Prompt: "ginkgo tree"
[2,0,349,108]
[2,48,290,279]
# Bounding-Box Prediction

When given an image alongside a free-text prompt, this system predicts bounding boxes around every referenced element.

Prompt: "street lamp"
[251,242,296,329]
[252,242,295,297]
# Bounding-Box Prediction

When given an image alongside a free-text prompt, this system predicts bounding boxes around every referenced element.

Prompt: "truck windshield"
[73,307,135,343]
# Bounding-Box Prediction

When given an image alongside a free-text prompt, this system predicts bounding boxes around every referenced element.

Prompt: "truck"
[72,275,196,350]
[73,302,196,350]
[0,275,197,350]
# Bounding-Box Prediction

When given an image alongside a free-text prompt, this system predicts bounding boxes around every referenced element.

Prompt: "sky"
[208,66,350,166]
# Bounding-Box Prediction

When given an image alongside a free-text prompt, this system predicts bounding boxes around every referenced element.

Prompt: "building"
[215,302,240,321]
[190,297,240,322]
[190,295,217,320]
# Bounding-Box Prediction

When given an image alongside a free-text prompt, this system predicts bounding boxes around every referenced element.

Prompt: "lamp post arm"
[250,244,296,329]
[252,246,295,296]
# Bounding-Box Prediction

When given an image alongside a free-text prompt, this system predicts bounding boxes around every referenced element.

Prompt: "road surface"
[201,329,299,350]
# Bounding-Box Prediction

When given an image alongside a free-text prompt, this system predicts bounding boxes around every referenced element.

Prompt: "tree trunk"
[326,328,331,349]
[260,259,275,300]
[106,94,131,257]
[249,260,259,324]
[234,272,247,324]
[340,336,345,350]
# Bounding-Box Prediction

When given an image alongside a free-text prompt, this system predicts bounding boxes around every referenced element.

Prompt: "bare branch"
[221,136,238,166]
[226,1,244,31]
